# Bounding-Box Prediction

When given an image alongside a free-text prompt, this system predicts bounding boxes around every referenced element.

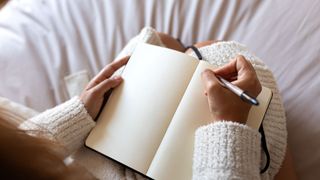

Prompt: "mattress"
[0,0,319,179]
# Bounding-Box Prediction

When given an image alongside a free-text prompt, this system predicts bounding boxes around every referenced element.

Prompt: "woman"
[0,27,296,179]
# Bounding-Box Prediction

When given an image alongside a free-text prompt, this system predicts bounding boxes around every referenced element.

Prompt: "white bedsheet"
[1,0,319,179]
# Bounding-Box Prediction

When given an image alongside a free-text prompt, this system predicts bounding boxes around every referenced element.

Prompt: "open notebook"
[85,43,273,180]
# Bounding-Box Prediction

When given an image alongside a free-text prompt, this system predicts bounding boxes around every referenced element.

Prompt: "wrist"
[212,112,249,124]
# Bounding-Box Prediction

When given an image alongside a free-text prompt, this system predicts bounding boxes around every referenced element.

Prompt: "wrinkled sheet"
[0,0,319,179]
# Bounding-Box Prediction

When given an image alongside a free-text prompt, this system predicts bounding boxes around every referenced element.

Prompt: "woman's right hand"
[201,55,262,124]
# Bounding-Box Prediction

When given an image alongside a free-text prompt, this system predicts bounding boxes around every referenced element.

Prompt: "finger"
[232,56,256,84]
[92,76,123,96]
[97,56,129,80]
[213,59,238,78]
[201,69,224,96]
[87,56,129,89]
[234,55,255,78]
[231,56,261,95]
[214,55,255,84]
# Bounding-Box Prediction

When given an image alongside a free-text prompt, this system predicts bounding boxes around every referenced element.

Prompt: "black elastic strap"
[176,38,187,51]
[259,124,270,173]
[94,88,113,121]
[186,45,203,60]
[188,45,270,173]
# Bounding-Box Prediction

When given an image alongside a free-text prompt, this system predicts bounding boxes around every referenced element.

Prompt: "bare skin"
[79,32,297,179]
[0,0,297,178]
[80,57,129,120]
[157,33,298,180]
[202,55,261,123]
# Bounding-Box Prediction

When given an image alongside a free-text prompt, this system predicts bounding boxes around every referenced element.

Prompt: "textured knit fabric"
[19,97,96,155]
[188,41,288,180]
[19,27,163,180]
[19,27,287,180]
[116,29,288,179]
[193,122,261,180]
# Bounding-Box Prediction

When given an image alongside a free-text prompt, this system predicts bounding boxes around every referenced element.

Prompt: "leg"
[184,40,216,54]
[157,31,219,53]
[157,32,218,53]
[157,32,185,52]
[275,147,298,180]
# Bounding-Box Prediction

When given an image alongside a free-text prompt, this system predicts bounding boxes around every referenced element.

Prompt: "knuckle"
[90,88,99,95]
[201,69,211,77]
[108,64,116,72]
[237,54,246,60]
[92,79,100,86]
[104,79,113,86]
[206,81,219,92]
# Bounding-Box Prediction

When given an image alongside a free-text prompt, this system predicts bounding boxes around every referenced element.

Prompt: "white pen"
[217,76,259,106]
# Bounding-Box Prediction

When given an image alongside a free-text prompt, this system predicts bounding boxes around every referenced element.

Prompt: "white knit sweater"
[20,27,287,180]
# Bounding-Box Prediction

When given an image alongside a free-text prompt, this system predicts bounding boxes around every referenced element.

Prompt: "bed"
[1,0,319,179]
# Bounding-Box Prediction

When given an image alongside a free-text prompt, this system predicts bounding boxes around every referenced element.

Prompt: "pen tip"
[252,99,259,106]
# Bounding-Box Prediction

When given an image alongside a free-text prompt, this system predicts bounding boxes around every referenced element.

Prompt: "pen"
[216,76,259,106]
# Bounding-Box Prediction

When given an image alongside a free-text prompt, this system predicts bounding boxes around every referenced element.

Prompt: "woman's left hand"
[80,57,129,120]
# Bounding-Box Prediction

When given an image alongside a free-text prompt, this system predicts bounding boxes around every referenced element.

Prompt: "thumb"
[201,69,223,96]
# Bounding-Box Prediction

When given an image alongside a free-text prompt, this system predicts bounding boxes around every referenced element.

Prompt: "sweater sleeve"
[193,121,261,180]
[19,97,95,154]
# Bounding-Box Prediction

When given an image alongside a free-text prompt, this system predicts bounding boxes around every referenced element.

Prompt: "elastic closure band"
[259,124,270,173]
[186,43,271,174]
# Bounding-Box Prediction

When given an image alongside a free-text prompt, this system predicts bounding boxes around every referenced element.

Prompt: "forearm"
[193,121,261,180]
[19,97,95,154]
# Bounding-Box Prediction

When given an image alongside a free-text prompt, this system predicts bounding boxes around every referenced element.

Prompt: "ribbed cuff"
[193,121,261,180]
[20,97,95,153]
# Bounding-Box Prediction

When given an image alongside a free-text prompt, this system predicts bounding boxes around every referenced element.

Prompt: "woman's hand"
[201,55,262,124]
[80,57,129,120]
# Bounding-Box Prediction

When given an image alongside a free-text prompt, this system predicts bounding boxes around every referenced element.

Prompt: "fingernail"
[113,76,122,81]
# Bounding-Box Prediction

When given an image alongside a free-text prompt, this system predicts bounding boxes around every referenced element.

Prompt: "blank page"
[85,43,199,174]
[146,61,215,179]
[147,61,272,179]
